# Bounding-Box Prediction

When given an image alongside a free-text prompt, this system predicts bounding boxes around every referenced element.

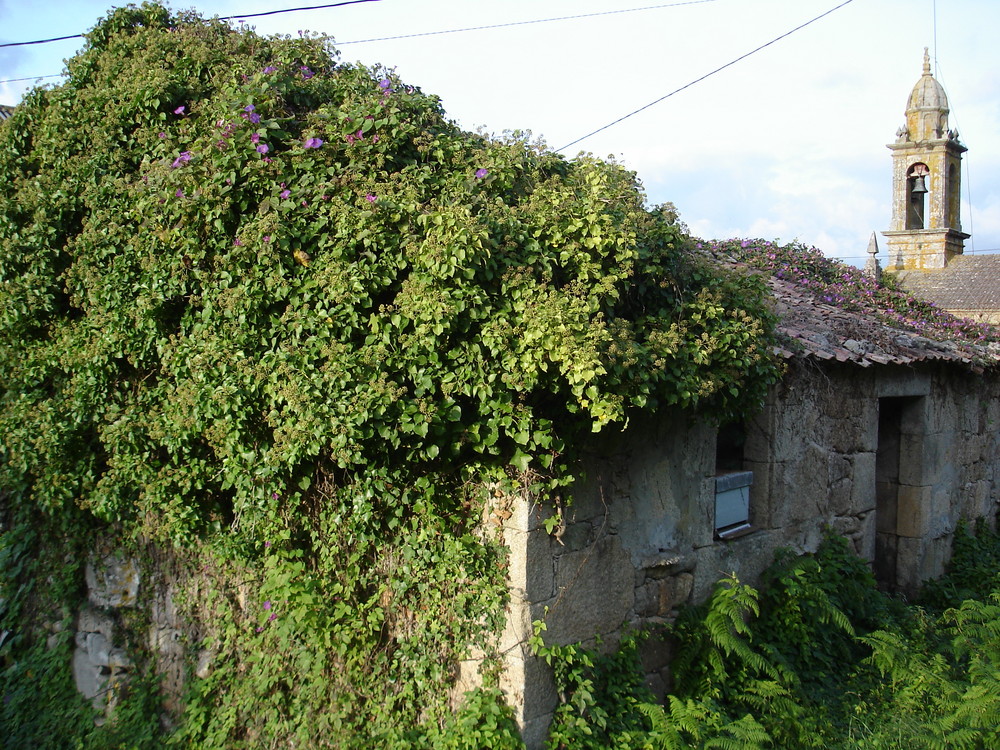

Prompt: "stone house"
[485,257,1000,747]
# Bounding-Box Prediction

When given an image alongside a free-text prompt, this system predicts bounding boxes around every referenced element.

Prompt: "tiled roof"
[764,273,997,369]
[0,104,14,121]
[896,254,1000,312]
[702,243,1000,370]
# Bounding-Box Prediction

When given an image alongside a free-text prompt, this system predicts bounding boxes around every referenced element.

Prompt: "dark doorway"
[875,396,923,590]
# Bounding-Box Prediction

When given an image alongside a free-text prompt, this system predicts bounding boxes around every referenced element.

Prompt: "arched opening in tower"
[906,163,930,230]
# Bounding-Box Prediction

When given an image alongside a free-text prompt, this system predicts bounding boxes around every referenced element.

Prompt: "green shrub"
[0,3,781,745]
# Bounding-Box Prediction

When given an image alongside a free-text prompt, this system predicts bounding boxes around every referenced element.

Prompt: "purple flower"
[263,235,271,243]
[378,79,391,90]
[301,66,314,80]
[244,104,255,112]
[174,105,185,115]
[263,65,278,74]
[158,131,167,139]
[303,137,324,149]
[249,112,261,124]
[251,132,260,144]
[475,168,488,179]
[256,144,269,154]
[171,151,192,168]
[280,189,291,199]
[268,613,278,621]
[175,189,184,198]
[233,238,243,246]
[263,600,272,611]
[365,193,377,203]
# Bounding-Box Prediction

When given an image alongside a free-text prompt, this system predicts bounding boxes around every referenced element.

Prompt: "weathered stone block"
[86,554,140,609]
[851,452,877,514]
[544,534,633,645]
[856,511,877,563]
[898,432,938,486]
[897,485,931,537]
[505,526,556,603]
[634,581,661,618]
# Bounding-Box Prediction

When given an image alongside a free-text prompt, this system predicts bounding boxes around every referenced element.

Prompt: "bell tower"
[883,49,968,270]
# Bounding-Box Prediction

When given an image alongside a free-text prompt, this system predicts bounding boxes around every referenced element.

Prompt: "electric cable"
[0,0,715,84]
[336,0,718,45]
[0,0,381,49]
[556,0,856,152]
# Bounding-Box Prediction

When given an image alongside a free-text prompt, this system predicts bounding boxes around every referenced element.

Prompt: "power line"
[223,0,380,22]
[0,0,381,50]
[556,0,856,152]
[0,0,715,85]
[0,74,63,84]
[336,0,719,45]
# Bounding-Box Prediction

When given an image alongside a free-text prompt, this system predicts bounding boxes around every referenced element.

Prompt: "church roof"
[896,254,1000,313]
[0,104,14,121]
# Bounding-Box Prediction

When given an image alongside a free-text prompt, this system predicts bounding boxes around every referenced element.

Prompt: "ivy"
[0,3,781,744]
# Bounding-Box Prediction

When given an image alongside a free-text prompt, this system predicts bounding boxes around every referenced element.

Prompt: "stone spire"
[864,233,882,280]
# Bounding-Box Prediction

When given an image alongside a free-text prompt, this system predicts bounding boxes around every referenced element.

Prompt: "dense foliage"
[0,3,781,745]
[541,529,1000,749]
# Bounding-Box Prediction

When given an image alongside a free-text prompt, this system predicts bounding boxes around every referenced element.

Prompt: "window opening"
[906,163,929,230]
[715,422,753,539]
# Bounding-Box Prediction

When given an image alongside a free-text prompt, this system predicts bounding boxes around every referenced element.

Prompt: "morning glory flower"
[171,151,192,168]
[475,168,488,179]
[244,104,255,112]
[256,144,269,154]
[263,65,278,74]
[249,112,261,124]
[303,137,324,149]
[175,188,184,198]
[280,189,291,199]
[378,79,391,90]
[174,105,185,115]
[251,132,260,144]
[263,600,272,610]
[300,66,314,79]
[365,193,377,203]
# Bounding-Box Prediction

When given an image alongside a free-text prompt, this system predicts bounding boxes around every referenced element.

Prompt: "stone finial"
[923,47,931,75]
[865,233,882,280]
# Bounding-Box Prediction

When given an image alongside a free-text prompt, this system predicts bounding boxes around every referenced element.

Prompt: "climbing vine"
[0,3,780,745]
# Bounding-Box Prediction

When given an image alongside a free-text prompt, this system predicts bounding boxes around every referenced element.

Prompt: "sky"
[2,0,999,266]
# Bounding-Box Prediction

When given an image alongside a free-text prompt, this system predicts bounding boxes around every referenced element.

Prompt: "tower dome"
[905,48,950,141]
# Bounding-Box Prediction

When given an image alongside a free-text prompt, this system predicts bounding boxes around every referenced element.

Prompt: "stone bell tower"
[883,49,969,271]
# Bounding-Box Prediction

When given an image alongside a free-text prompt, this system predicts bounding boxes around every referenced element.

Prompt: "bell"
[912,175,927,194]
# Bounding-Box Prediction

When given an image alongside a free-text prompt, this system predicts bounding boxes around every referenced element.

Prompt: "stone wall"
[494,359,1000,747]
[49,359,1000,746]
